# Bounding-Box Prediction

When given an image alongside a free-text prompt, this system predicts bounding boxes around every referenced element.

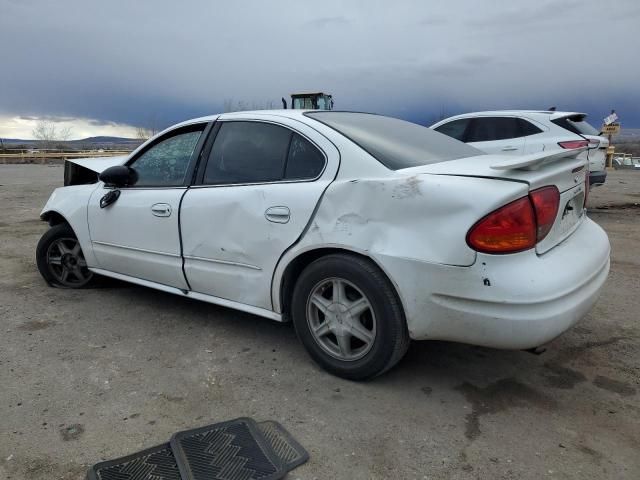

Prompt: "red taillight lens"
[467,186,560,254]
[467,197,537,254]
[558,140,589,149]
[529,186,560,241]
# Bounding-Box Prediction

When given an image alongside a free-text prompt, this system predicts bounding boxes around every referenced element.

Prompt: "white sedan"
[37,110,611,379]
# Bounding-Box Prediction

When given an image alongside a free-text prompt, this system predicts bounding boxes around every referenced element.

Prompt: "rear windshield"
[552,115,600,136]
[305,111,483,170]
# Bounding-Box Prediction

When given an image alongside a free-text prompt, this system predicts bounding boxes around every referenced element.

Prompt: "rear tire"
[291,253,409,380]
[36,223,94,288]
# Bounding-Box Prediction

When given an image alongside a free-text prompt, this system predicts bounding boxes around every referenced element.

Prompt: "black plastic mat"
[256,421,309,472]
[87,443,181,480]
[170,417,286,480]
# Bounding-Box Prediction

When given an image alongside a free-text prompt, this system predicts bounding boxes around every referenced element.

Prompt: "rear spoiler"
[549,111,586,121]
[490,148,586,171]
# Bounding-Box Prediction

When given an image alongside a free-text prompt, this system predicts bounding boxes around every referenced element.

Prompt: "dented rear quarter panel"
[272,169,528,312]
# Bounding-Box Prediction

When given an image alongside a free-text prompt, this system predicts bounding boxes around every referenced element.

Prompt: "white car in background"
[36,111,610,379]
[431,111,609,186]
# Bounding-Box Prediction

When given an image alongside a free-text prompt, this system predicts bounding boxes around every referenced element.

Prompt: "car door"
[180,115,339,311]
[87,122,209,288]
[465,116,525,154]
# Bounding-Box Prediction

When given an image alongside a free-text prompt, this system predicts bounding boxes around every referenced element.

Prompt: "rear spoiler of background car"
[490,148,587,171]
[64,156,128,186]
[549,112,586,121]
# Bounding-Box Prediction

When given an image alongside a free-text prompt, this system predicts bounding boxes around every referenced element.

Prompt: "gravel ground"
[0,164,638,480]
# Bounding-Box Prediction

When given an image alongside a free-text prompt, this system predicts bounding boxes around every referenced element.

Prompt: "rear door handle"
[265,206,290,224]
[151,203,172,217]
[501,146,519,151]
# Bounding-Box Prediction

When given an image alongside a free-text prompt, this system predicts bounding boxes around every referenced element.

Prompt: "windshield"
[306,111,483,170]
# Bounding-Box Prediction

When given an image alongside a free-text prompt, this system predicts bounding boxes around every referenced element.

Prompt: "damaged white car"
[37,111,611,379]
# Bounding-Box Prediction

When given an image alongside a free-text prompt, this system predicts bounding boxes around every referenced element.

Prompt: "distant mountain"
[617,128,640,143]
[1,138,38,144]
[70,136,139,144]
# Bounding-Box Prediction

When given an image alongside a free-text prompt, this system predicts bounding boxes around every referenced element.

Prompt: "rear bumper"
[376,217,610,349]
[589,170,607,186]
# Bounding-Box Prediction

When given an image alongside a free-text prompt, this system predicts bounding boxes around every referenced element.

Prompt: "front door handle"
[265,206,290,224]
[501,146,519,151]
[151,203,172,217]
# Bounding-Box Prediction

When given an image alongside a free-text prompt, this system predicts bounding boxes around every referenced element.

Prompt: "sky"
[1,0,639,140]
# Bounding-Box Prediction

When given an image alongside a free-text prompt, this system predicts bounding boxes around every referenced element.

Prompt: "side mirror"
[99,165,137,187]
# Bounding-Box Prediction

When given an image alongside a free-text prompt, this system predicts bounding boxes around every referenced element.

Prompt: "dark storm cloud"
[87,119,119,127]
[465,0,582,28]
[1,0,639,128]
[306,16,351,28]
[18,115,75,123]
[416,16,448,27]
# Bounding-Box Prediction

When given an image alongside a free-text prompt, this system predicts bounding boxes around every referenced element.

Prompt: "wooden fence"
[0,150,132,164]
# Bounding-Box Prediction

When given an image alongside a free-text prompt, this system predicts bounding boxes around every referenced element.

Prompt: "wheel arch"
[276,246,406,322]
[40,210,70,227]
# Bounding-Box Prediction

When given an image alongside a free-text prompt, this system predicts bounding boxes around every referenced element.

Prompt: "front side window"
[129,127,203,186]
[466,117,521,142]
[434,118,471,141]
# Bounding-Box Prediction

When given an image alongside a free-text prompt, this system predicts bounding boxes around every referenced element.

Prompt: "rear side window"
[551,115,600,136]
[202,121,325,185]
[518,118,543,136]
[466,117,521,142]
[433,118,470,141]
[204,122,290,184]
[306,112,482,170]
[285,134,325,180]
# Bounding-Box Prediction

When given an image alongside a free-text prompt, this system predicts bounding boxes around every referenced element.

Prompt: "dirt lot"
[1,164,638,480]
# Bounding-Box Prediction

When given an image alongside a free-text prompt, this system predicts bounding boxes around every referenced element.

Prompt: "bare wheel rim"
[46,237,93,287]
[306,277,377,361]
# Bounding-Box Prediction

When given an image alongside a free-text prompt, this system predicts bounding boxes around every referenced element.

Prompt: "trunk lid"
[400,148,589,254]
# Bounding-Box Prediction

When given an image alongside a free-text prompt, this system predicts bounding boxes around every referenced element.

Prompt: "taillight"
[467,197,536,254]
[558,140,589,149]
[588,139,600,148]
[467,186,560,254]
[529,186,560,241]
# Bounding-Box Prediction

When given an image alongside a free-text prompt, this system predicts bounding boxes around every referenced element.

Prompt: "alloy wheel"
[46,237,93,287]
[306,277,377,361]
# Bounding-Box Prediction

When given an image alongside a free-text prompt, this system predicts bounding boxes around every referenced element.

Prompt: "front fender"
[40,184,100,267]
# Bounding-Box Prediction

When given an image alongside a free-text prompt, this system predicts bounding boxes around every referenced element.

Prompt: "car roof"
[169,109,319,128]
[434,110,587,123]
